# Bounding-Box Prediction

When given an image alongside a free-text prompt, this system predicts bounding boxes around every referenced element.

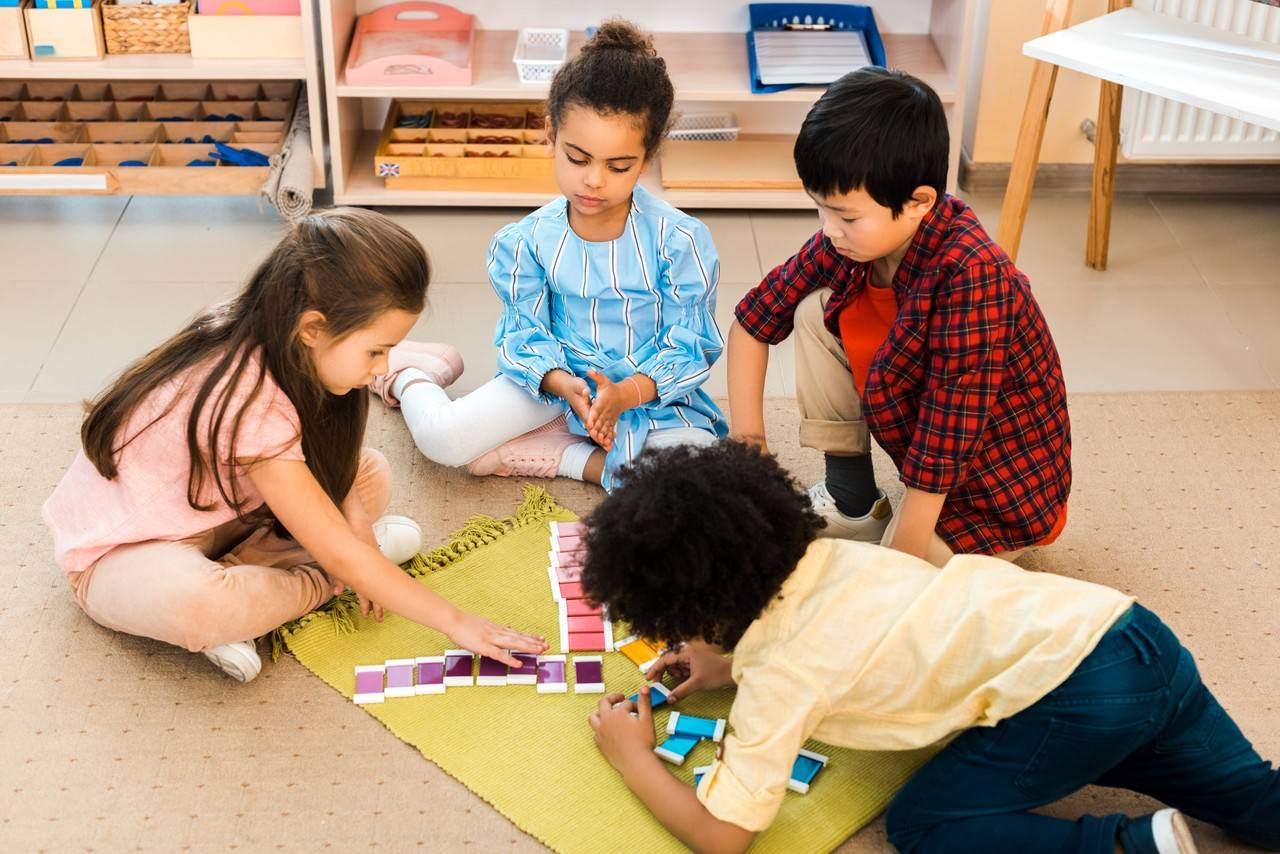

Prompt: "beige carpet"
[1,393,1277,853]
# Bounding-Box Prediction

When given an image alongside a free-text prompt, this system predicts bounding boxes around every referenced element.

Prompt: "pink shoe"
[465,415,584,479]
[370,342,464,407]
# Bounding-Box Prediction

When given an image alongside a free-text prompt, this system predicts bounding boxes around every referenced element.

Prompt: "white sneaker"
[202,640,262,683]
[1150,809,1199,854]
[808,482,892,542]
[373,514,423,565]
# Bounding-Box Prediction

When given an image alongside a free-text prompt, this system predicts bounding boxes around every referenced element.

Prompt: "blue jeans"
[886,604,1280,853]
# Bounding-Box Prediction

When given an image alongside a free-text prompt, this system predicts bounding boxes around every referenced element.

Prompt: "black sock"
[825,453,878,517]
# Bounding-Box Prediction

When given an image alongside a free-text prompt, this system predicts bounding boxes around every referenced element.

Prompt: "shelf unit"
[321,0,976,208]
[0,7,327,191]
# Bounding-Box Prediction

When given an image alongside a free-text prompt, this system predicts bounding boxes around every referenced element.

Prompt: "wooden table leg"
[1086,0,1130,271]
[1086,80,1123,270]
[997,0,1075,263]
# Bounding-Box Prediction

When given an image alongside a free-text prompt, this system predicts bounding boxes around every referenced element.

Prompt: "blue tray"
[746,3,886,94]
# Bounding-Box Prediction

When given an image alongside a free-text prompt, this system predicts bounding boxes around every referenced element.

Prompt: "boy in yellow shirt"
[581,442,1279,854]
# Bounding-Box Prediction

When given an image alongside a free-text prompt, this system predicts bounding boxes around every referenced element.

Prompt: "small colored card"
[616,635,661,670]
[415,656,445,695]
[567,631,607,652]
[557,581,585,601]
[573,656,604,693]
[565,598,602,618]
[384,658,417,698]
[554,564,583,584]
[353,664,385,704]
[552,534,585,553]
[536,655,567,693]
[550,548,585,569]
[550,520,587,538]
[692,764,713,788]
[628,682,672,710]
[443,649,475,687]
[788,749,830,794]
[654,733,701,765]
[477,656,509,686]
[507,652,539,685]
[667,711,726,742]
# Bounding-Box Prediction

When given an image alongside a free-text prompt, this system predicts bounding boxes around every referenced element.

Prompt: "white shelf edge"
[0,56,310,81]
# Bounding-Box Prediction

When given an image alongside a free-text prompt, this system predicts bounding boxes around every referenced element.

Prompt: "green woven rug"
[282,487,933,853]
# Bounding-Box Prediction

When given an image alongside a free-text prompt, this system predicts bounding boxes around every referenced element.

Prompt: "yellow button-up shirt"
[697,538,1134,832]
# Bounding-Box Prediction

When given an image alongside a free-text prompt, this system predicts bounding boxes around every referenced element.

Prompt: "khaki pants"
[795,290,1030,568]
[68,448,391,652]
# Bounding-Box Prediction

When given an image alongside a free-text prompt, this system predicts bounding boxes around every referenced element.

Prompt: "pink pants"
[68,448,391,652]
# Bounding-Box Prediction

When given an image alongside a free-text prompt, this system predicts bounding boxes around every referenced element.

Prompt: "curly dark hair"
[546,18,674,157]
[581,441,825,649]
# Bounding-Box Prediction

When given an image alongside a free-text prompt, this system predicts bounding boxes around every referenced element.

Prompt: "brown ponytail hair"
[81,207,429,517]
[546,18,675,157]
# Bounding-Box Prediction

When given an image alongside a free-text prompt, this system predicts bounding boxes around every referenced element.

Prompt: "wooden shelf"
[336,29,957,104]
[339,131,813,208]
[0,55,309,81]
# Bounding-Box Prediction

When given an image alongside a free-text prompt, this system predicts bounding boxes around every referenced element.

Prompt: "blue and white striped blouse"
[486,184,727,489]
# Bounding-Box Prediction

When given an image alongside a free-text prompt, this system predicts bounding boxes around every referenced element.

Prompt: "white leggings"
[398,374,715,469]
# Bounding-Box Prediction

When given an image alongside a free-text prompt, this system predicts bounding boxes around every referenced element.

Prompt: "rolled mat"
[260,94,314,223]
[279,486,935,853]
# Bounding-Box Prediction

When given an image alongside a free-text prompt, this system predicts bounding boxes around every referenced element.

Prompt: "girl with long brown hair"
[43,207,545,682]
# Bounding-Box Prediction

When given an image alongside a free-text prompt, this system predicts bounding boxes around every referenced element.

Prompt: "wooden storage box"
[25,0,106,59]
[188,12,302,58]
[102,0,191,55]
[0,0,30,59]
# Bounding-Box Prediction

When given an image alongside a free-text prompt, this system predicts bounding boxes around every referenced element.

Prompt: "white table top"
[1024,6,1280,132]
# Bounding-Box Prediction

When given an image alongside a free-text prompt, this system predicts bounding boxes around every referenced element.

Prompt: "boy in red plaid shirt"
[729,67,1070,565]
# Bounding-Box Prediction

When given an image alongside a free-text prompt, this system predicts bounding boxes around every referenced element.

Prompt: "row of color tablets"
[548,521,614,652]
[352,651,610,703]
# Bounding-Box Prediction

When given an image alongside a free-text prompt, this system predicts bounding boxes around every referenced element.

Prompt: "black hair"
[546,18,675,157]
[580,441,825,649]
[793,67,949,216]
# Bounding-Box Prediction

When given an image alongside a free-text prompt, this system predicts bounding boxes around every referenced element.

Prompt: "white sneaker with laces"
[1151,809,1199,854]
[373,514,423,565]
[807,482,892,542]
[201,640,262,683]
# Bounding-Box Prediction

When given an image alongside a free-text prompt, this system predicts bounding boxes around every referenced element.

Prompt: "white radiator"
[1121,0,1280,160]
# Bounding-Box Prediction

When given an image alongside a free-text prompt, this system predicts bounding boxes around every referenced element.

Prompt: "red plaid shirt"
[736,196,1070,554]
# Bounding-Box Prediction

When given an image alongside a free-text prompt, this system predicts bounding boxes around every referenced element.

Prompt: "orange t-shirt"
[837,283,898,397]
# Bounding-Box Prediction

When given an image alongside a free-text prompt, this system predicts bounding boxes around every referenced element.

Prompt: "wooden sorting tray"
[0,80,298,195]
[659,139,801,190]
[0,141,281,194]
[374,99,552,186]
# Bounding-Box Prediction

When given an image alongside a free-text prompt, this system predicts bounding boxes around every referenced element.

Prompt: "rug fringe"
[267,485,564,660]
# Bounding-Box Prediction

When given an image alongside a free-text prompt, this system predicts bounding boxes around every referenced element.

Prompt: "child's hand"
[585,370,633,451]
[446,611,547,667]
[645,641,735,702]
[543,369,593,427]
[589,687,658,773]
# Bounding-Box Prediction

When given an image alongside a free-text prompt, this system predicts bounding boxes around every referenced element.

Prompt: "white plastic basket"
[513,28,569,85]
[668,112,740,142]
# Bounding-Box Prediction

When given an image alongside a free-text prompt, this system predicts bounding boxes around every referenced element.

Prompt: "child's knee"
[410,422,479,468]
[794,289,829,338]
[356,447,392,516]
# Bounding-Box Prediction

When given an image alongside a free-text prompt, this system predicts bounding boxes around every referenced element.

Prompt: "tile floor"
[1,189,1277,405]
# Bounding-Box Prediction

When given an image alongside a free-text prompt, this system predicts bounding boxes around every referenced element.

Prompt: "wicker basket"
[102,0,191,55]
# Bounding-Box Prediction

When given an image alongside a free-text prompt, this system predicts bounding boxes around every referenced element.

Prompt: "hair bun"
[582,18,657,57]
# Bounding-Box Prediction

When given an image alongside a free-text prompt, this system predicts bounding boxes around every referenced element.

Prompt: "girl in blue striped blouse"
[372,21,727,490]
